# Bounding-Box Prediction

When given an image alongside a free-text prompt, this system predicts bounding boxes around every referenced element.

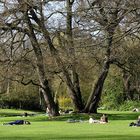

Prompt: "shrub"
[58,97,73,110]
[119,101,140,111]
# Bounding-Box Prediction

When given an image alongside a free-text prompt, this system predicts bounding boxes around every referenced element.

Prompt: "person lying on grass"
[89,114,108,124]
[3,120,31,125]
[89,116,99,123]
[129,115,140,127]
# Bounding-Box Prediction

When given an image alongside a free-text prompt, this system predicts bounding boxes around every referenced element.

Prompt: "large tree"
[0,0,140,114]
[0,0,60,116]
[76,0,140,113]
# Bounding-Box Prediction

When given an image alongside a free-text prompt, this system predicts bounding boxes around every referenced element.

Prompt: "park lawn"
[0,110,140,140]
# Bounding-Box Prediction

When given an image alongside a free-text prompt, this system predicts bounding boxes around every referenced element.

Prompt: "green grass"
[0,109,140,140]
[0,109,40,117]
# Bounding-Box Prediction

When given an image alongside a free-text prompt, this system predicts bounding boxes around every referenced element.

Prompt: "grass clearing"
[0,109,140,140]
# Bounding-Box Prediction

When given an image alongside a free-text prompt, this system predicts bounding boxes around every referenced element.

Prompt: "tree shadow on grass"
[0,112,22,117]
[1,111,139,122]
[108,112,140,121]
[1,135,140,140]
[50,112,140,122]
[50,135,140,140]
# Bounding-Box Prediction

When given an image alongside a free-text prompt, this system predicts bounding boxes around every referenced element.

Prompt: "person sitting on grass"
[129,115,140,127]
[100,114,108,124]
[3,120,31,125]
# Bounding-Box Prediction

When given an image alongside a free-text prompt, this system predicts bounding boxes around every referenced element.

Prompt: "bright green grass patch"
[0,109,140,140]
[0,120,140,140]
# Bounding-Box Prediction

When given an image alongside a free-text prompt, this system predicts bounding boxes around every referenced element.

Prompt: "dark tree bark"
[84,29,114,113]
[28,1,84,112]
[25,12,59,116]
[66,0,84,111]
[84,60,110,113]
[0,1,59,116]
[83,0,123,113]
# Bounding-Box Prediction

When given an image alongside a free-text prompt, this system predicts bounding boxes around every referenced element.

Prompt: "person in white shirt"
[89,117,99,123]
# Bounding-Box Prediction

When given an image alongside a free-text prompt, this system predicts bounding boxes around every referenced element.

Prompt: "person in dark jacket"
[129,116,140,127]
[3,120,31,125]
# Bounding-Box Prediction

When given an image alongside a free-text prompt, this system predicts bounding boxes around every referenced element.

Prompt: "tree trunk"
[43,30,84,111]
[25,12,59,116]
[71,67,84,111]
[66,0,84,111]
[84,60,110,113]
[28,5,84,112]
[84,30,113,113]
[40,80,59,116]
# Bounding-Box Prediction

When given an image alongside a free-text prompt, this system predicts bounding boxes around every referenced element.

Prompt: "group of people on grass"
[89,114,108,124]
[3,114,108,125]
[89,114,140,127]
[2,113,140,127]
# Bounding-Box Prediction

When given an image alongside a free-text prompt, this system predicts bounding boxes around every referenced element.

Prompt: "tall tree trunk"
[25,12,59,116]
[84,31,113,113]
[66,0,84,111]
[42,28,84,111]
[84,60,110,113]
[28,4,84,111]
